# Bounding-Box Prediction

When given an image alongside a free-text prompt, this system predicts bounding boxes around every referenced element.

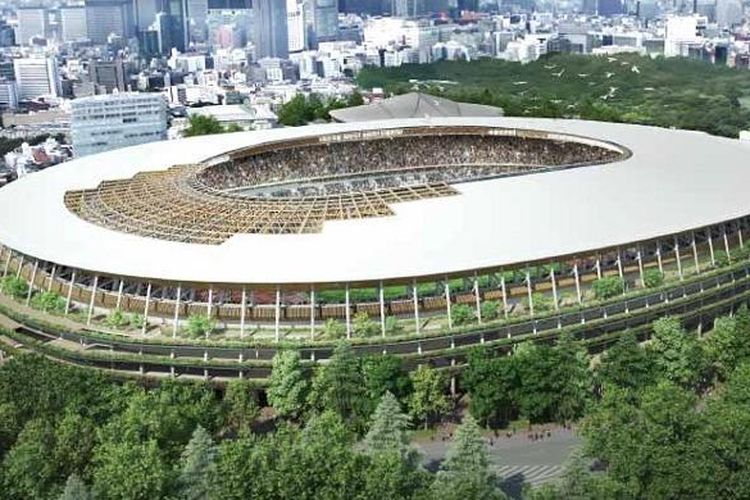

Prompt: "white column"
[15,255,24,278]
[345,284,351,339]
[723,229,731,261]
[739,225,744,248]
[142,282,152,336]
[473,274,482,324]
[65,271,76,315]
[116,279,124,311]
[173,285,181,338]
[379,281,386,337]
[207,287,213,318]
[525,270,534,317]
[674,237,683,280]
[47,265,56,292]
[310,286,316,341]
[412,279,420,335]
[691,232,700,273]
[444,280,453,329]
[26,260,38,305]
[550,267,559,311]
[274,287,281,342]
[573,264,582,304]
[500,275,509,319]
[656,241,664,274]
[595,257,602,279]
[240,286,247,339]
[616,250,624,280]
[87,275,98,325]
[637,250,645,287]
[707,229,716,266]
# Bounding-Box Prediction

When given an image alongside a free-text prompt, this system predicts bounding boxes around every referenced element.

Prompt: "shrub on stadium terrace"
[324,318,346,339]
[643,269,665,288]
[592,277,625,300]
[733,245,750,261]
[186,314,217,339]
[0,275,28,299]
[129,313,146,330]
[713,250,730,268]
[353,312,379,338]
[30,291,66,314]
[525,293,553,314]
[384,316,403,335]
[480,300,500,321]
[451,304,475,326]
[104,309,128,329]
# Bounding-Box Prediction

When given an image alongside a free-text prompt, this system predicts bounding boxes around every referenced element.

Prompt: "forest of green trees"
[2,307,750,499]
[356,54,750,138]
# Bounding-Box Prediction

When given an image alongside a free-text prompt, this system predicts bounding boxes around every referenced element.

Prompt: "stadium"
[1,116,750,380]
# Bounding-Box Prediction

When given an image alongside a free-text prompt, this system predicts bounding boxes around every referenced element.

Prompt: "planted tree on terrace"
[267,350,309,420]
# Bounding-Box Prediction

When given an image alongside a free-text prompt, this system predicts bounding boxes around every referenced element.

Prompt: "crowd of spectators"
[196,134,622,198]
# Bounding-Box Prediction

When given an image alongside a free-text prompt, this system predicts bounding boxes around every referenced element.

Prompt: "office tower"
[597,0,624,15]
[85,0,133,44]
[0,21,15,46]
[339,0,387,14]
[134,0,158,30]
[13,57,60,100]
[287,0,306,52]
[457,0,478,10]
[154,0,189,52]
[254,0,289,59]
[71,93,167,157]
[60,6,88,42]
[90,59,127,92]
[187,0,208,41]
[0,80,18,110]
[305,0,338,46]
[716,0,742,27]
[16,7,49,45]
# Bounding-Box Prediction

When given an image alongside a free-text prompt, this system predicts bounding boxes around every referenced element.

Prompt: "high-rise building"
[71,92,167,157]
[16,7,49,45]
[339,0,387,14]
[90,59,127,92]
[134,0,158,30]
[187,0,208,41]
[13,57,60,100]
[85,0,133,44]
[716,0,743,27]
[155,0,189,52]
[287,0,306,52]
[597,0,624,16]
[305,0,338,46]
[457,0,478,11]
[254,0,289,59]
[0,20,16,46]
[60,6,88,42]
[0,80,19,110]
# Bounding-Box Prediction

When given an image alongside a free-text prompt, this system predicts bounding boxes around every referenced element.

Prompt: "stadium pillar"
[674,237,683,280]
[345,284,351,340]
[116,279,124,311]
[473,274,482,324]
[616,250,624,282]
[65,271,76,315]
[142,282,152,336]
[636,250,645,287]
[739,225,744,248]
[379,281,386,337]
[15,255,24,278]
[26,260,38,306]
[691,232,700,273]
[2,250,10,278]
[723,229,731,261]
[550,267,559,311]
[500,275,509,319]
[595,258,601,279]
[173,285,182,338]
[525,270,534,317]
[444,279,453,329]
[310,286,316,341]
[47,265,56,292]
[707,229,716,266]
[573,264,582,304]
[207,287,213,318]
[240,286,247,339]
[87,274,98,325]
[413,279,420,335]
[656,241,664,274]
[274,287,281,343]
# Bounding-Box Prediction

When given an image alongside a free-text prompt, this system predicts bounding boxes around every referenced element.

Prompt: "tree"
[1,418,58,500]
[323,318,346,339]
[596,331,656,391]
[184,115,228,137]
[221,379,259,434]
[527,450,627,500]
[643,269,664,288]
[59,473,93,500]
[309,341,368,426]
[353,311,378,337]
[362,354,412,409]
[480,300,500,321]
[463,347,516,428]
[592,276,624,300]
[178,426,217,500]
[30,291,66,313]
[430,415,505,500]
[365,392,412,456]
[267,350,309,420]
[649,316,706,388]
[92,439,171,500]
[0,276,28,300]
[185,314,217,339]
[53,411,97,480]
[408,364,450,428]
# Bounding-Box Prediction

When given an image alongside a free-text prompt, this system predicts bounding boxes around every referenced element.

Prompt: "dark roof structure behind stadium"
[329,92,504,122]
